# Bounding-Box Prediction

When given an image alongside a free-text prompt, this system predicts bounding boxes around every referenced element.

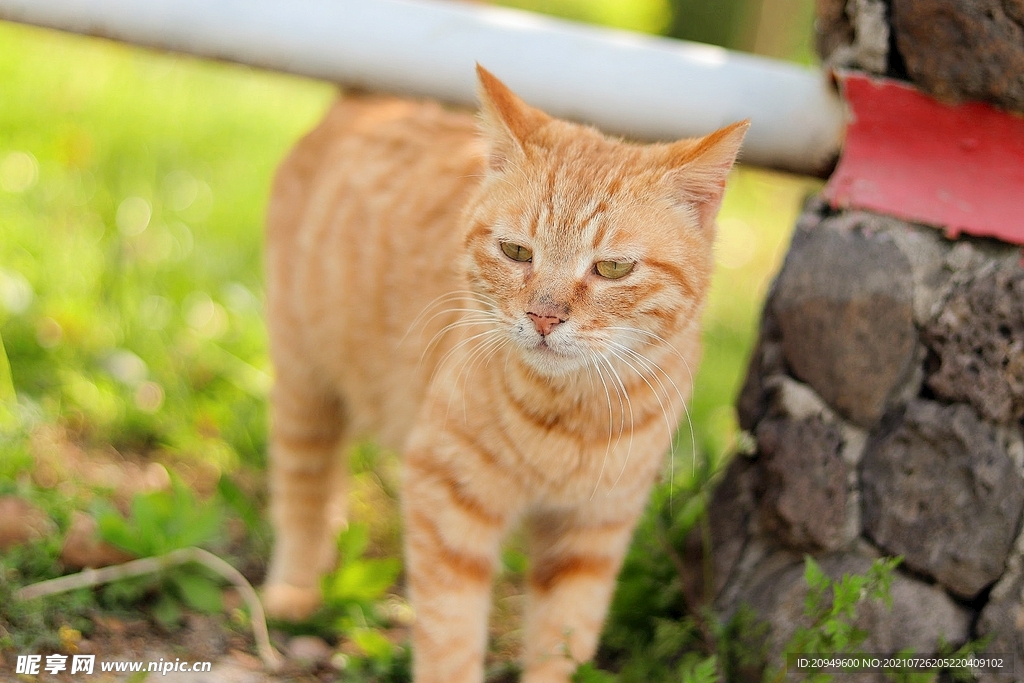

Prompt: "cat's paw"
[262,583,322,622]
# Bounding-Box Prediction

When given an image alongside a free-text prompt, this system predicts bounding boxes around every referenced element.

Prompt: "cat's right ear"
[662,119,750,229]
[475,64,550,172]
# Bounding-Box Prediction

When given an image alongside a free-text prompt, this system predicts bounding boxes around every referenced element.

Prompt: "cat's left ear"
[475,64,551,173]
[662,119,750,229]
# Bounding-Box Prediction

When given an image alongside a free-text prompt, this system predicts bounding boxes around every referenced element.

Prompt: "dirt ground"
[1,426,525,683]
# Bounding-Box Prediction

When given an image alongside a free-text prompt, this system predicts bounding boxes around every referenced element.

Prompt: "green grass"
[0,13,816,676]
[0,23,333,473]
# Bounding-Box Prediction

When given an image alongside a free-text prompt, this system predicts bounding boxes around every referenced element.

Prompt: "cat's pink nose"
[527,311,564,336]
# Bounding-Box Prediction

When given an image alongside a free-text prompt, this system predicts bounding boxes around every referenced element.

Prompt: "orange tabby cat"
[262,66,747,683]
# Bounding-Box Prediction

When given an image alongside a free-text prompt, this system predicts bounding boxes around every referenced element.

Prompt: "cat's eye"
[500,242,533,262]
[595,260,635,279]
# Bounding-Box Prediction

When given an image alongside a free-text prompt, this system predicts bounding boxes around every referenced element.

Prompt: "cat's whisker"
[627,339,698,481]
[459,338,510,425]
[675,354,699,482]
[590,350,629,431]
[415,298,504,367]
[443,333,508,427]
[431,327,504,387]
[441,334,502,427]
[606,326,688,364]
[594,350,635,493]
[604,345,680,491]
[406,290,493,330]
[581,348,626,444]
[402,290,500,347]
[419,313,500,365]
[606,340,697,503]
[419,323,494,370]
[610,343,689,417]
[586,349,624,501]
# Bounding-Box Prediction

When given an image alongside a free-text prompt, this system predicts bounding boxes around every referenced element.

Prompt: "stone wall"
[709,203,1024,673]
[817,0,1024,110]
[706,3,1024,671]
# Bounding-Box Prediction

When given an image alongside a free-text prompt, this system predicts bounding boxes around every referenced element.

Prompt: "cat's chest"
[415,364,675,503]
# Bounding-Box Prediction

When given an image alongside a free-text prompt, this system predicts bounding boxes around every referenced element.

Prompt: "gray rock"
[976,525,1024,681]
[892,0,1024,113]
[736,317,786,432]
[737,204,826,432]
[885,219,956,326]
[815,0,855,68]
[924,263,1024,423]
[756,417,849,552]
[771,216,918,427]
[976,572,1024,681]
[286,635,333,667]
[707,454,759,599]
[861,400,1024,598]
[818,0,891,73]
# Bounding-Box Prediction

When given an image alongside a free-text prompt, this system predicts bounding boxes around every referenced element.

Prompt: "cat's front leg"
[520,505,641,683]
[402,447,511,683]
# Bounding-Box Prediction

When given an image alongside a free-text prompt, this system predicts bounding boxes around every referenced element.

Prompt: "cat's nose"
[527,311,565,336]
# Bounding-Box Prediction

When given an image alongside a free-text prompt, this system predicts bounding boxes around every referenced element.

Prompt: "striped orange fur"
[262,66,747,683]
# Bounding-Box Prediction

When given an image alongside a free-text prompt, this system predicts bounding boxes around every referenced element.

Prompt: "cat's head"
[463,66,748,378]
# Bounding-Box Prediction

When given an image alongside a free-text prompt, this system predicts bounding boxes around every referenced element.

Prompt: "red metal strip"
[823,72,1024,244]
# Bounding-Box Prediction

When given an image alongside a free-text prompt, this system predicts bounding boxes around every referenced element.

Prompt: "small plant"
[0,541,96,652]
[320,523,402,625]
[96,478,224,558]
[573,661,619,683]
[770,555,901,682]
[279,523,407,677]
[94,478,225,628]
[580,520,907,683]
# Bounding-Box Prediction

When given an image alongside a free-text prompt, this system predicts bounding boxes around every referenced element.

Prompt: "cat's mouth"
[510,324,587,372]
[530,336,576,359]
[534,337,561,353]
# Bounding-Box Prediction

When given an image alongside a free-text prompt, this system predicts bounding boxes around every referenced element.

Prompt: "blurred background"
[0,0,820,667]
[0,0,819,481]
[496,0,817,62]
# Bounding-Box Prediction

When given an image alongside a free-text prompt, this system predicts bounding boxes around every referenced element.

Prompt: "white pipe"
[0,0,845,176]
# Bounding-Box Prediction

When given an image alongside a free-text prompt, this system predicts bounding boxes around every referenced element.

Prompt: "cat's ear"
[476,64,551,172]
[662,119,750,228]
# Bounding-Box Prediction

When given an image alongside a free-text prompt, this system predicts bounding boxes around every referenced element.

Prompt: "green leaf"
[571,662,618,683]
[95,480,223,559]
[170,570,223,614]
[803,557,827,592]
[336,524,370,564]
[175,503,223,550]
[680,654,719,683]
[351,627,394,661]
[502,548,528,575]
[325,558,401,604]
[151,593,183,630]
[101,576,151,606]
[0,329,17,431]
[96,507,143,556]
[130,493,170,555]
[217,475,261,534]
